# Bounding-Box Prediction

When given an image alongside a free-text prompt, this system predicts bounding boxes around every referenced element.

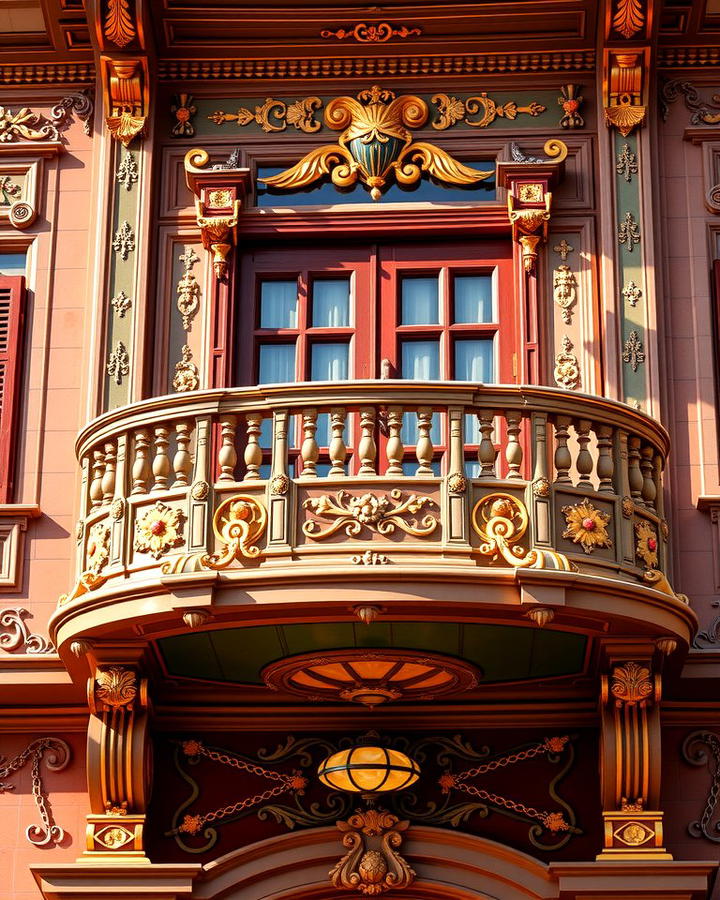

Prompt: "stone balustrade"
[54,382,692,644]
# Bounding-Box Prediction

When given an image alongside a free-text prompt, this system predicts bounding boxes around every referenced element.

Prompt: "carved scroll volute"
[85,665,152,859]
[598,653,669,858]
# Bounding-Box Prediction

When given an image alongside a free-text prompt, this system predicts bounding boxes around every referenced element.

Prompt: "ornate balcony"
[51,382,694,650]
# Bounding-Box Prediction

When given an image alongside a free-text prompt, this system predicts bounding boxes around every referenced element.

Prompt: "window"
[236,241,514,476]
[0,276,26,502]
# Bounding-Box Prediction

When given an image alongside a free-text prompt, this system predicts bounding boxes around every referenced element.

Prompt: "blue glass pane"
[401,459,441,476]
[454,339,494,383]
[314,414,350,447]
[454,275,493,323]
[0,253,26,275]
[465,414,481,444]
[401,341,440,380]
[315,462,332,477]
[260,281,297,328]
[313,279,350,327]
[401,276,438,325]
[465,461,482,478]
[311,343,349,381]
[259,343,296,384]
[256,163,496,207]
[401,411,440,447]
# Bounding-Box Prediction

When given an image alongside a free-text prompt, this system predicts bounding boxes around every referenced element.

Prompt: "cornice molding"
[0,63,95,86]
[158,50,595,81]
[658,46,720,69]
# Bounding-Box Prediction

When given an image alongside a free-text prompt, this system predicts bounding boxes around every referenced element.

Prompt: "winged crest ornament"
[259,85,493,201]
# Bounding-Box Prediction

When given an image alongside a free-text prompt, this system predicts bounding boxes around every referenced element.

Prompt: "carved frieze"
[432,92,546,130]
[0,105,60,142]
[210,97,322,133]
[303,490,438,539]
[321,22,421,42]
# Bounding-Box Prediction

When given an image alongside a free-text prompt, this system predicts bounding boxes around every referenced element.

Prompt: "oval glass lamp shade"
[318,746,420,795]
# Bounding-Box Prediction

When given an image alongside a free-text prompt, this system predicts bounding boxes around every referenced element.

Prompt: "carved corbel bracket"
[497,142,566,275]
[184,148,252,281]
[101,56,148,147]
[598,651,669,859]
[85,664,152,860]
[604,50,647,137]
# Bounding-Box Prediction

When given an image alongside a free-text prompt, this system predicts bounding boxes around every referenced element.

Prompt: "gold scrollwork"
[303,489,438,540]
[472,493,572,571]
[201,495,267,568]
[260,86,492,201]
[432,92,546,130]
[209,96,322,134]
[321,22,421,42]
[330,808,415,895]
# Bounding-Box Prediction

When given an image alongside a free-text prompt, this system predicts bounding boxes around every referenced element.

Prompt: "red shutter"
[0,275,26,503]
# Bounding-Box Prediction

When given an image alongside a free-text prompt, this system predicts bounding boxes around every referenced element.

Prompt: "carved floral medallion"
[635,520,658,568]
[561,498,613,554]
[330,808,415,895]
[609,661,653,706]
[134,501,185,559]
[95,666,138,709]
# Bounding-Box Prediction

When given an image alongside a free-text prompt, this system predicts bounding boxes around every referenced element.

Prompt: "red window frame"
[0,275,26,503]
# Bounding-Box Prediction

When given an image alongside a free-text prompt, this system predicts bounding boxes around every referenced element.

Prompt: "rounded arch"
[193,825,558,900]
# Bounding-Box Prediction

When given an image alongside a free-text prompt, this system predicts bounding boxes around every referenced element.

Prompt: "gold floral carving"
[533,477,551,498]
[635,520,659,568]
[447,472,467,494]
[618,212,641,252]
[0,174,21,205]
[622,280,642,307]
[321,23,421,42]
[562,498,612,554]
[172,345,199,392]
[330,808,415,895]
[0,106,60,142]
[201,495,267,568]
[432,92,546,130]
[553,265,577,324]
[472,493,572,570]
[553,239,573,261]
[190,480,209,501]
[134,501,185,559]
[107,341,129,386]
[612,0,644,39]
[112,220,135,259]
[605,102,646,136]
[210,96,322,134]
[623,330,646,372]
[622,496,634,518]
[94,666,138,709]
[270,474,290,495]
[554,336,580,390]
[352,550,390,565]
[176,247,200,330]
[95,824,134,849]
[116,150,138,191]
[259,86,492,201]
[58,521,111,606]
[609,661,653,706]
[559,84,584,128]
[303,489,438,539]
[616,144,638,182]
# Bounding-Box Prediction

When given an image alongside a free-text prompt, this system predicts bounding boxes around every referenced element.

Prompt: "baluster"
[505,411,523,479]
[101,441,116,503]
[218,415,238,482]
[477,409,496,477]
[90,448,105,507]
[416,407,434,476]
[575,419,593,489]
[386,406,404,475]
[152,425,171,491]
[358,407,377,475]
[553,416,573,483]
[329,407,347,477]
[596,424,614,493]
[173,421,193,487]
[300,408,319,478]
[640,444,657,509]
[531,411,549,484]
[131,429,152,495]
[654,453,665,520]
[628,436,643,502]
[244,412,263,481]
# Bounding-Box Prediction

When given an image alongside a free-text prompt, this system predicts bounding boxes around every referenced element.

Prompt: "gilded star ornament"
[562,498,613,554]
[622,330,646,372]
[134,501,185,559]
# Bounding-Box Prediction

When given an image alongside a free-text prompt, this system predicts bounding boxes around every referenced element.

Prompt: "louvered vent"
[0,287,11,356]
[0,276,25,502]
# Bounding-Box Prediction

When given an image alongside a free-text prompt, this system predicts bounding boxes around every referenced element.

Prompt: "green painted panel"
[158,621,587,687]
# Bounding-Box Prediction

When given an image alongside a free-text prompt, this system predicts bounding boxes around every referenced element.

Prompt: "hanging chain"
[456,782,569,832]
[177,740,307,836]
[454,736,568,782]
[0,738,68,845]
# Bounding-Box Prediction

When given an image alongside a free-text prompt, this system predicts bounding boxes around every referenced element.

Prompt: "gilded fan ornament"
[259,85,492,201]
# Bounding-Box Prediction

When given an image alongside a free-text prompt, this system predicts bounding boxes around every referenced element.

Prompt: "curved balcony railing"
[55,382,692,642]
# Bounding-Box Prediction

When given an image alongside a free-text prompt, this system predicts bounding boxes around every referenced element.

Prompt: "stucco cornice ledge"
[31,863,200,900]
